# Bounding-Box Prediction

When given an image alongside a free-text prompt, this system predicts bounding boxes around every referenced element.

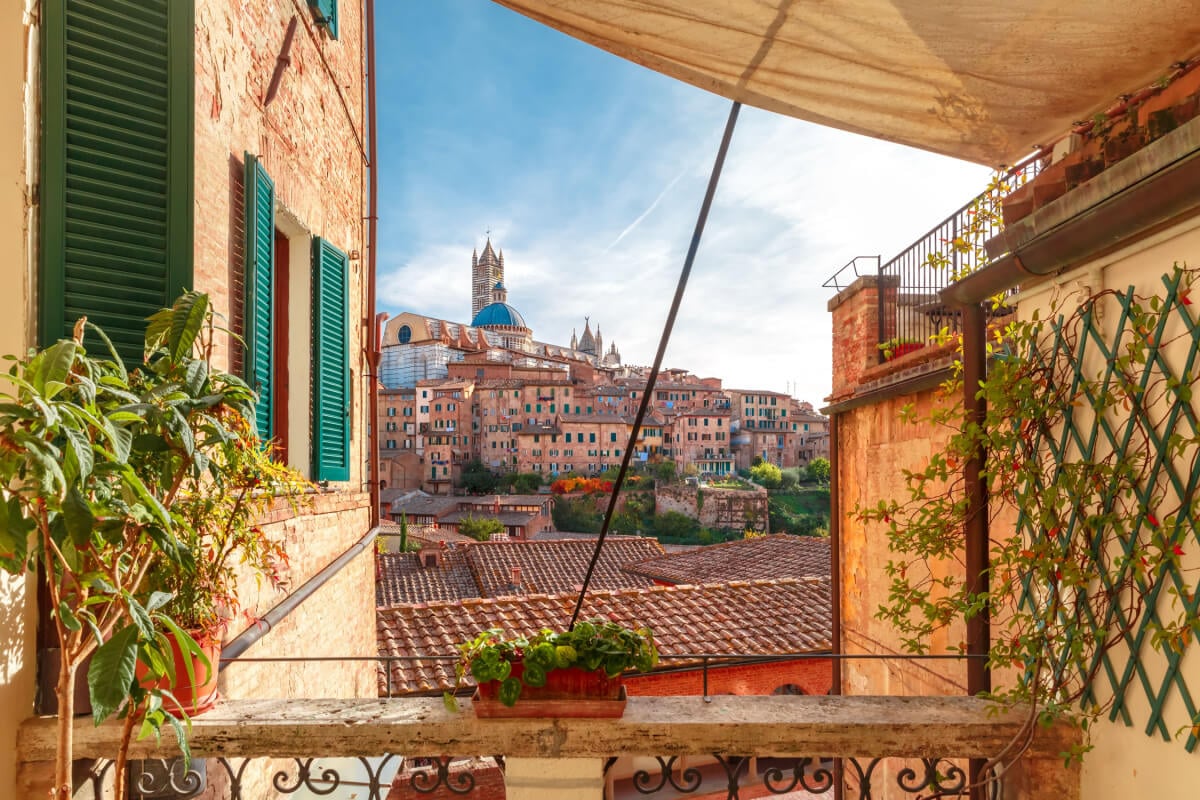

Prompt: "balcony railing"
[19,695,1077,800]
[824,157,1043,362]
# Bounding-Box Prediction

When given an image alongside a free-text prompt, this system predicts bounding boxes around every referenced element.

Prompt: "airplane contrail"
[605,167,688,252]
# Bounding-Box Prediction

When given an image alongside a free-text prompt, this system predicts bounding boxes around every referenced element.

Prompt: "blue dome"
[471,302,527,329]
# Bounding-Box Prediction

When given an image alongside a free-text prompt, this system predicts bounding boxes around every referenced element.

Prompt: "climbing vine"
[856,265,1200,769]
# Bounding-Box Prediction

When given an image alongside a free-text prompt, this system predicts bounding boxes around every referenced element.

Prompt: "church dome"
[472,302,528,329]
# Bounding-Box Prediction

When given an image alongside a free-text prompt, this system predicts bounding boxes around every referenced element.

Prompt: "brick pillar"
[827,275,897,400]
[504,757,605,799]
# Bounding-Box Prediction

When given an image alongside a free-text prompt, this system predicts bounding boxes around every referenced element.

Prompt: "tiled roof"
[439,509,538,526]
[375,548,478,606]
[404,527,476,545]
[623,534,830,584]
[466,538,663,598]
[389,494,462,518]
[375,537,664,606]
[376,577,832,694]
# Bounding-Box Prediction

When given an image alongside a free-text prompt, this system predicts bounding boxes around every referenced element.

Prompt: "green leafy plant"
[855,265,1200,776]
[0,292,297,798]
[444,619,659,710]
[878,336,924,361]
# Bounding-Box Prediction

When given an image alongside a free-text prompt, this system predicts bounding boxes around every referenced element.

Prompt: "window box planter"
[473,665,627,718]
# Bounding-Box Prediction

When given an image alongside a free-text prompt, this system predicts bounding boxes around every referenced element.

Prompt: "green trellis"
[1013,270,1200,751]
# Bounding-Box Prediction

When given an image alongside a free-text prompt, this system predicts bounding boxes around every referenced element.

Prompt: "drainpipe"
[961,305,990,698]
[365,0,380,528]
[828,413,842,697]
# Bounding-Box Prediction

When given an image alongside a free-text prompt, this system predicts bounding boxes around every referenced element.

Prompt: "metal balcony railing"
[825,157,1043,363]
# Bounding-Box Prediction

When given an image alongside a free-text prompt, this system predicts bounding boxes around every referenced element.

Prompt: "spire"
[571,328,578,350]
[472,248,478,268]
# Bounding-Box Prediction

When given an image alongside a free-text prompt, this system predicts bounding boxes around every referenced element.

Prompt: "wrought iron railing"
[872,158,1043,361]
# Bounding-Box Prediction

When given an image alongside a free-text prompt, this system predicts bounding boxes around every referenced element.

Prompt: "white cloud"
[377,97,990,407]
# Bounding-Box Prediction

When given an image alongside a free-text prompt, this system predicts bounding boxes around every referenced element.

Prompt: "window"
[610,433,617,442]
[312,237,351,482]
[589,433,595,443]
[397,324,411,344]
[387,407,396,417]
[40,0,194,366]
[307,0,339,39]
[565,433,572,443]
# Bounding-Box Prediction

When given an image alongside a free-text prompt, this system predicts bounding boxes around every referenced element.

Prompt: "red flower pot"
[474,665,626,718]
[136,631,221,716]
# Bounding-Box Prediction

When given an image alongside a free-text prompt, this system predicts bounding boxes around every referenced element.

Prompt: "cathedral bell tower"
[471,238,505,319]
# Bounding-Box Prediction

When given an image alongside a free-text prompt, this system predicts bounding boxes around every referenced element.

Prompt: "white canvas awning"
[494,0,1200,165]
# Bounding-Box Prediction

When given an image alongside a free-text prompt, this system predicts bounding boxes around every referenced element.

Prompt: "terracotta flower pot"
[886,342,924,361]
[473,665,626,718]
[136,631,221,716]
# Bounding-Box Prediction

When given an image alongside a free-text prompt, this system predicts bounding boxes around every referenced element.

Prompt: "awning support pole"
[569,100,742,628]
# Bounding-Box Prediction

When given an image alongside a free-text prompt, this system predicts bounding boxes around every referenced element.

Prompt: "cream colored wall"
[0,2,36,798]
[1015,212,1200,800]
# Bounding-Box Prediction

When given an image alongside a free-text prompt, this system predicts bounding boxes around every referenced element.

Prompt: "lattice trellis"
[1013,270,1200,751]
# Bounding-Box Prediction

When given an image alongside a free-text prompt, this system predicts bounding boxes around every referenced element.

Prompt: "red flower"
[1147,513,1160,528]
[1173,544,1186,557]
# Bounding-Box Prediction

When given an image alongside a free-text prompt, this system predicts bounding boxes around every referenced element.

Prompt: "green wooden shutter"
[312,237,350,482]
[308,0,339,40]
[40,0,194,365]
[243,154,275,441]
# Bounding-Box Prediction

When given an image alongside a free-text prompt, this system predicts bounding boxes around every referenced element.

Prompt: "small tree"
[807,457,831,485]
[458,514,505,541]
[459,459,499,494]
[750,461,782,489]
[652,459,677,483]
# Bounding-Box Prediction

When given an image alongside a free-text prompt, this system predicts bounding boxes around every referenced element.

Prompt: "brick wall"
[194,0,368,489]
[627,658,832,697]
[827,275,898,401]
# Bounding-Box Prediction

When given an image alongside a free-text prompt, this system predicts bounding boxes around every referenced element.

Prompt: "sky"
[374,1,993,406]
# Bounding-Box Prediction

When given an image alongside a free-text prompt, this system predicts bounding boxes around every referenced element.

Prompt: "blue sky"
[375,1,992,405]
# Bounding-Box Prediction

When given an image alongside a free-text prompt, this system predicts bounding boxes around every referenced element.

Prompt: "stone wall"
[655,483,769,532]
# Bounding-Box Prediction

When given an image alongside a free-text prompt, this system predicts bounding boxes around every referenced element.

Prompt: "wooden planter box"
[473,665,627,718]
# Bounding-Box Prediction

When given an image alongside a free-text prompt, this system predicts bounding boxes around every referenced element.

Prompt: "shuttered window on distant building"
[312,237,350,482]
[40,0,194,365]
[243,154,275,442]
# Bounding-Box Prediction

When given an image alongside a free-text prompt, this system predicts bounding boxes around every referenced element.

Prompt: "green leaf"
[33,340,78,396]
[166,292,208,364]
[125,593,155,641]
[58,601,81,632]
[89,624,140,723]
[64,428,95,482]
[184,359,208,397]
[62,487,96,546]
[145,591,173,613]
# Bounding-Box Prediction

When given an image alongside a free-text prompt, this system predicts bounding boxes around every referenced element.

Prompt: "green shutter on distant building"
[312,237,350,482]
[40,0,194,365]
[243,153,275,441]
[308,0,339,39]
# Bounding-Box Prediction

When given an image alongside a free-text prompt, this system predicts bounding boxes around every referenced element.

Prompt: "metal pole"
[962,302,991,800]
[569,100,743,628]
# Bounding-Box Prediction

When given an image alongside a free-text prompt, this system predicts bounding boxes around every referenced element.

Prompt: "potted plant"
[444,618,659,717]
[0,292,294,798]
[879,337,924,361]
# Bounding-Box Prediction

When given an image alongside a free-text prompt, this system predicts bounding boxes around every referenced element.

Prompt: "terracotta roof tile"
[375,538,664,606]
[376,578,831,695]
[623,534,830,584]
[376,549,479,606]
[466,538,664,597]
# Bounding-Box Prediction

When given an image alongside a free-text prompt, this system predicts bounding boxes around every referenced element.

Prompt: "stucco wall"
[835,388,968,697]
[1015,213,1200,800]
[0,3,36,798]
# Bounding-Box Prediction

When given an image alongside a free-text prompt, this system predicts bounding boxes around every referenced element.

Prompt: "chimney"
[510,566,521,586]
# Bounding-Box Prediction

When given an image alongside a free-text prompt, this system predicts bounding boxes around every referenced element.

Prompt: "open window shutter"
[312,237,350,482]
[243,153,275,441]
[40,0,194,365]
[307,0,339,39]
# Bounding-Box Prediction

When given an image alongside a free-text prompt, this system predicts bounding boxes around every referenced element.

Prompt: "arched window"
[398,324,412,344]
[772,684,807,696]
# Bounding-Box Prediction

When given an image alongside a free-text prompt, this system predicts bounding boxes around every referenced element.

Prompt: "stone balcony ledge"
[18,695,1077,762]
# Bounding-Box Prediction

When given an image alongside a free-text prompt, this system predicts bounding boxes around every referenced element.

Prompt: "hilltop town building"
[379,244,829,491]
